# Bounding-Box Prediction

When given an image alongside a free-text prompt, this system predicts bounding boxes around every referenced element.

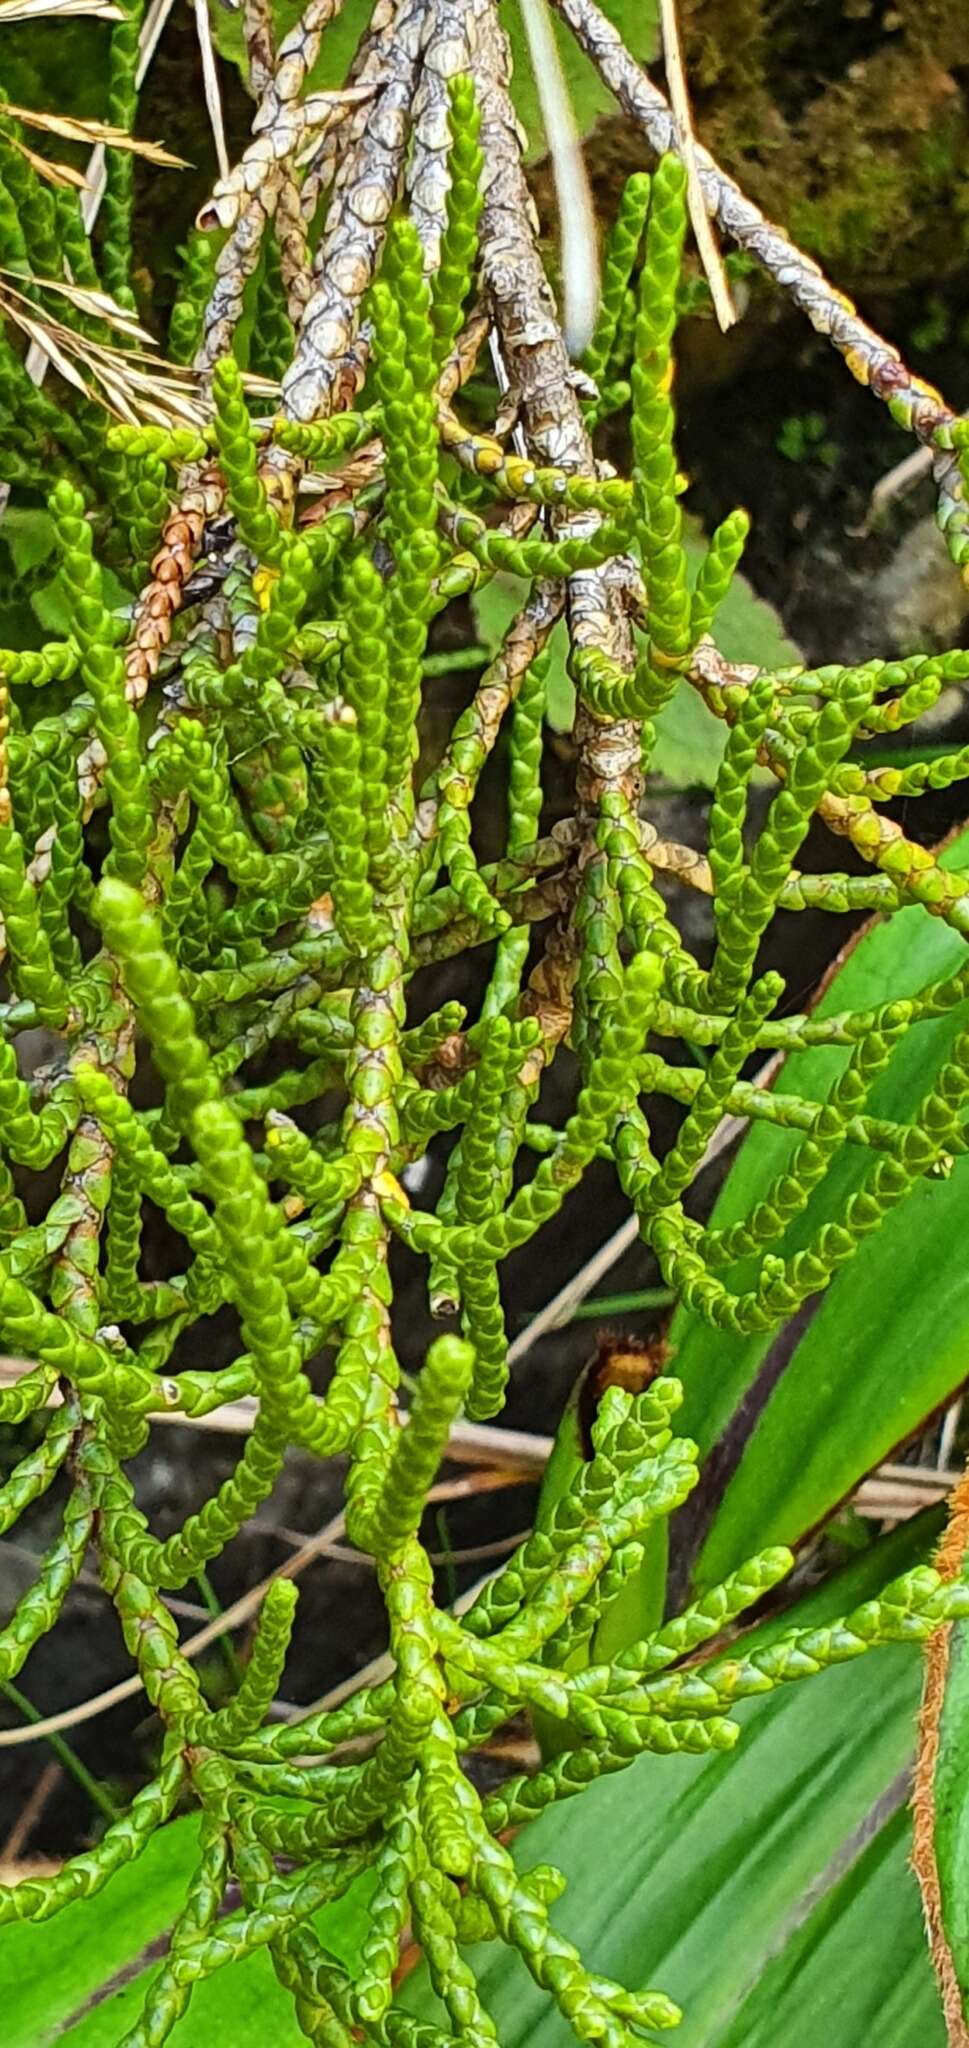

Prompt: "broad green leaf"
[650,537,801,790]
[857,741,958,769]
[33,1939,306,2048]
[0,1815,204,2048]
[28,561,130,639]
[670,828,969,1596]
[498,0,659,159]
[402,1515,946,2048]
[29,571,78,638]
[0,603,43,652]
[210,0,658,154]
[471,542,798,759]
[0,1811,375,2045]
[0,19,112,125]
[714,1804,939,2048]
[211,0,375,92]
[532,1349,667,1752]
[471,575,574,729]
[3,507,131,636]
[3,508,57,576]
[650,676,726,788]
[469,573,528,671]
[683,535,800,672]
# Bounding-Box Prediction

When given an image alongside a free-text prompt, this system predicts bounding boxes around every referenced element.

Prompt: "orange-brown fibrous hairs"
[912,1463,969,2047]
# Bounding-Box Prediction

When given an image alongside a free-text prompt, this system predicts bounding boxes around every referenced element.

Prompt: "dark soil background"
[2,0,969,1867]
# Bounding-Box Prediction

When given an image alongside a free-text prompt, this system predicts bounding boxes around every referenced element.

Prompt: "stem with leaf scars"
[548,0,969,576]
[241,0,312,330]
[280,0,428,423]
[197,0,351,237]
[471,0,640,834]
[405,0,474,271]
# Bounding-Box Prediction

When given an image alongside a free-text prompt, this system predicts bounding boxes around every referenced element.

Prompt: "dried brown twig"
[0,103,185,165]
[0,0,120,19]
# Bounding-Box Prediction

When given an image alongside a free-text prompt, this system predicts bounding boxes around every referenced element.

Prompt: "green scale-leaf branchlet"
[631,154,691,719]
[0,83,966,2048]
[100,0,144,308]
[431,76,484,370]
[50,481,152,888]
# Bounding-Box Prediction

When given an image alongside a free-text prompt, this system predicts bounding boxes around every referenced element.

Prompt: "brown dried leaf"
[0,268,151,340]
[0,280,208,424]
[0,102,187,166]
[0,0,120,17]
[2,130,89,189]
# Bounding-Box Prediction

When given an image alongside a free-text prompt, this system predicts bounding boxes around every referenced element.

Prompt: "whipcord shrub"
[1,1,969,2041]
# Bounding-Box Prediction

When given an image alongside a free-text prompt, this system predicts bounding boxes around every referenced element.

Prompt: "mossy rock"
[532,0,969,304]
